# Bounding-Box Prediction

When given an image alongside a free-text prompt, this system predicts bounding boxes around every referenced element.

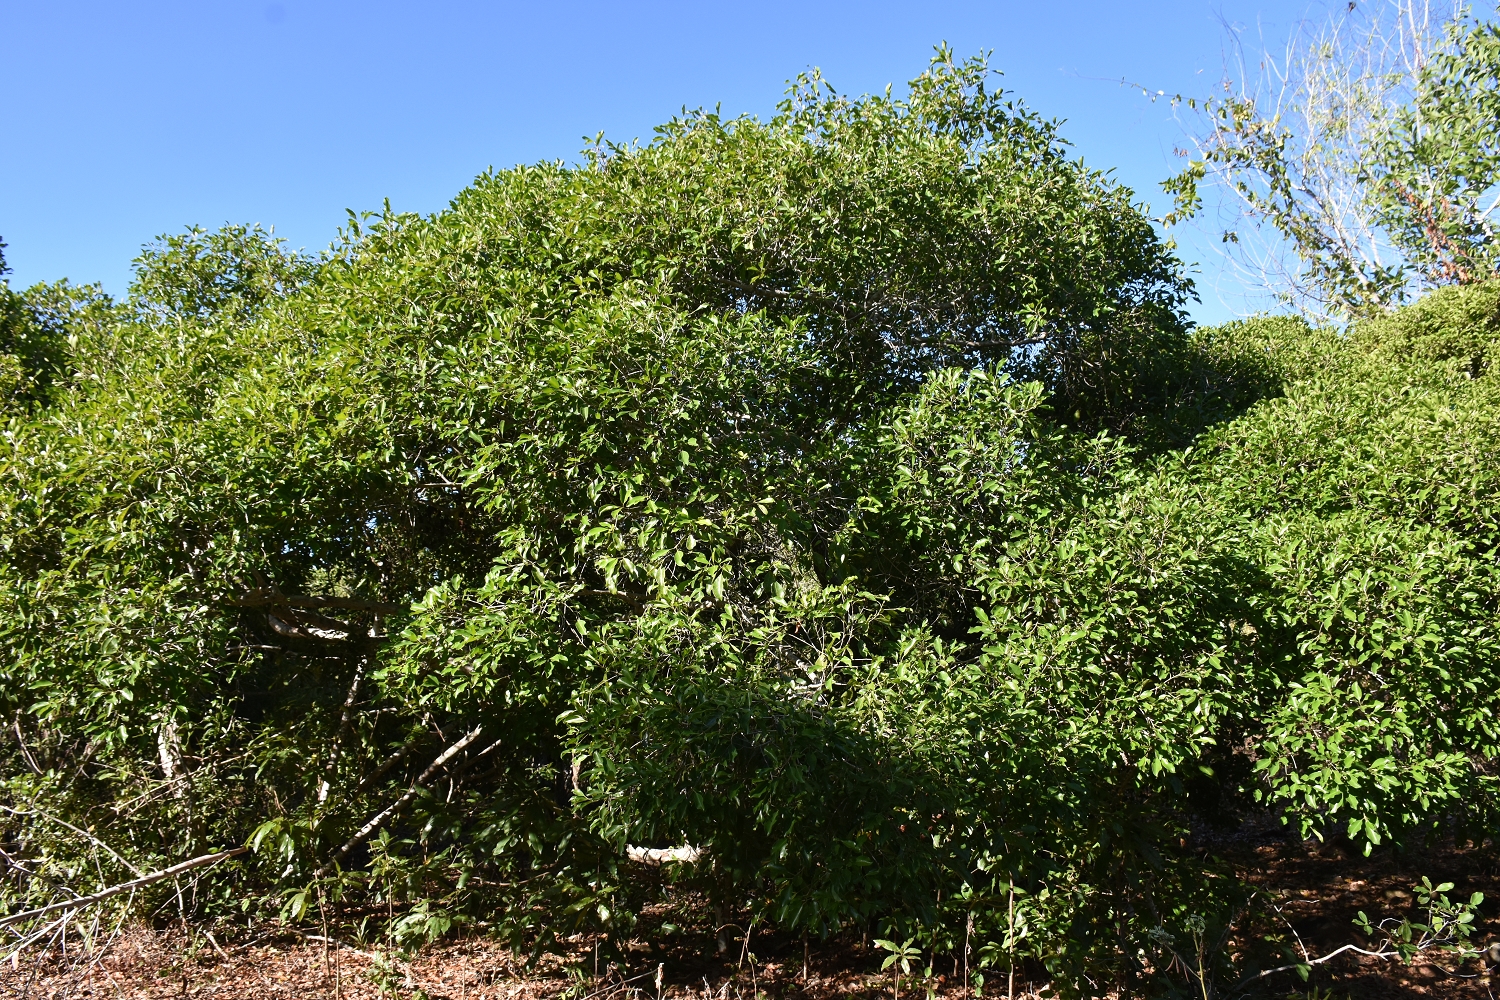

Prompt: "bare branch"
[11,717,42,776]
[317,655,368,805]
[1172,0,1464,319]
[0,805,144,878]
[1232,942,1397,992]
[315,725,484,877]
[627,845,703,865]
[0,848,247,929]
[351,732,431,796]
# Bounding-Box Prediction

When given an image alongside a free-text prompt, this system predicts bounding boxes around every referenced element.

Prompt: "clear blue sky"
[1,1,1325,324]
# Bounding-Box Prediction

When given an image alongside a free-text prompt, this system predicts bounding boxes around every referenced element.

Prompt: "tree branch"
[318,655,368,805]
[228,590,406,616]
[1233,942,1399,991]
[315,726,483,878]
[0,804,145,878]
[0,848,247,928]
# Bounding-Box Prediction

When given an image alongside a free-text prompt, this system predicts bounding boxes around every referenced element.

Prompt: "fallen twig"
[296,930,381,960]
[0,848,248,929]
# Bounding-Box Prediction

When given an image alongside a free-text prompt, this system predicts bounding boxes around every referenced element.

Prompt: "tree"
[2,48,1497,998]
[128,223,316,323]
[0,239,106,411]
[1370,15,1500,283]
[1163,0,1483,320]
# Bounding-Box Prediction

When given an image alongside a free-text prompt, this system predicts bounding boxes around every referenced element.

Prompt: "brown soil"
[4,829,1497,1000]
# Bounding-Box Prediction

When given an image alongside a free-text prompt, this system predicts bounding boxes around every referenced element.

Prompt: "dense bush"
[1,51,1496,997]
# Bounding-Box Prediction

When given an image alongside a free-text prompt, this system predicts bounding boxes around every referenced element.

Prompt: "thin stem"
[1007,879,1015,1000]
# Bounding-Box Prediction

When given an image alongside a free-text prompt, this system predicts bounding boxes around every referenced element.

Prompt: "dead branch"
[265,611,357,644]
[0,848,248,929]
[318,655,368,805]
[626,845,703,865]
[351,732,431,796]
[11,717,42,776]
[315,726,483,877]
[1229,943,1397,994]
[0,805,145,878]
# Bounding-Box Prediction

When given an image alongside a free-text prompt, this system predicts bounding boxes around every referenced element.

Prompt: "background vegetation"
[1166,0,1500,321]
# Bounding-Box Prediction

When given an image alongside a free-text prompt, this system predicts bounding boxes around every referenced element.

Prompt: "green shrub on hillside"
[0,51,1495,998]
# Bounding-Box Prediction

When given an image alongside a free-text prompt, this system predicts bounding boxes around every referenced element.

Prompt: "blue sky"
[1,1,1326,324]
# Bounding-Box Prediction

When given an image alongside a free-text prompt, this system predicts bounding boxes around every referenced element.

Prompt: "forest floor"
[3,820,1496,1000]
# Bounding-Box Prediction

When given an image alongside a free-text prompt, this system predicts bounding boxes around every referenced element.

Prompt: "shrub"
[1,49,1496,998]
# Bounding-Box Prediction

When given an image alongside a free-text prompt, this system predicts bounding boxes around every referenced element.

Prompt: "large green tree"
[1,50,1496,998]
